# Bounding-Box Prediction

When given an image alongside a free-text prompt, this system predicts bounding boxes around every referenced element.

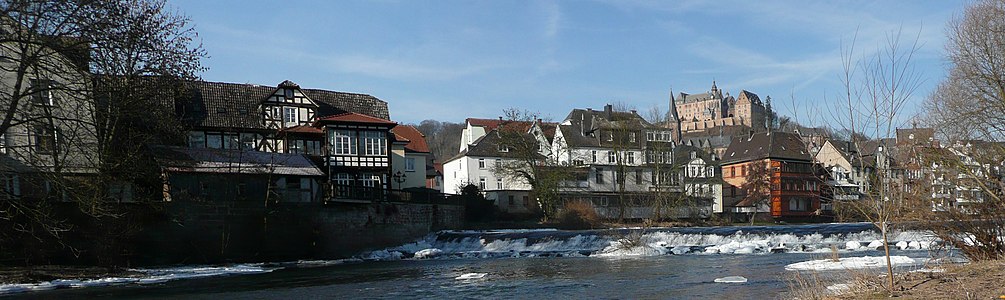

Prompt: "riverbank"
[828,260,1005,299]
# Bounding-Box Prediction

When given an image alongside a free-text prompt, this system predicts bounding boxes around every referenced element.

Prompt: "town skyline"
[174,0,961,125]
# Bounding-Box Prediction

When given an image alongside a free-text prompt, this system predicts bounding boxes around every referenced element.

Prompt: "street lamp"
[392,171,407,190]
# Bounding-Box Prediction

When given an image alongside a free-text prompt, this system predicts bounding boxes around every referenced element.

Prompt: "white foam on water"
[714,276,747,283]
[359,228,940,260]
[454,273,487,280]
[785,256,917,271]
[0,263,278,296]
[414,248,443,259]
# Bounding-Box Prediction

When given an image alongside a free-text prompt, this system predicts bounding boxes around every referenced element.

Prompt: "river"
[4,223,951,299]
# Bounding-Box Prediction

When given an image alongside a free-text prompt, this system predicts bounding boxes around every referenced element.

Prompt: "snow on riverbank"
[0,264,277,296]
[785,256,917,271]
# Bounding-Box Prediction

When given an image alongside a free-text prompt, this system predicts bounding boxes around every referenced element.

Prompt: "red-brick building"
[720,131,826,220]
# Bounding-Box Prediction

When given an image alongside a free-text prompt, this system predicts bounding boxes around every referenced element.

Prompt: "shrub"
[555,201,601,230]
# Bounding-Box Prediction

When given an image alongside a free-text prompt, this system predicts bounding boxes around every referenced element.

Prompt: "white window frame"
[283,107,298,126]
[478,158,486,169]
[405,157,416,172]
[362,131,386,156]
[331,130,357,155]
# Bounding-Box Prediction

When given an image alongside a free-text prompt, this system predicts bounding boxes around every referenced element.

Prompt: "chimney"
[586,107,593,112]
[498,116,503,121]
[630,109,637,114]
[604,104,613,119]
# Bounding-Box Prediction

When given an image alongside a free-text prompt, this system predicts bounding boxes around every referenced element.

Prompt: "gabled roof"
[150,145,323,176]
[175,80,390,130]
[391,125,430,153]
[736,90,761,104]
[558,108,652,149]
[317,112,396,126]
[467,118,506,131]
[443,129,542,163]
[721,131,811,164]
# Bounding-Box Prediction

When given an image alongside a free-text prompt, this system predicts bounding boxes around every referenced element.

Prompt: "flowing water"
[4,223,953,299]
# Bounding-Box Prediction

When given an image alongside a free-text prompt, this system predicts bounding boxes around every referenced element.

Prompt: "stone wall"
[132,200,465,265]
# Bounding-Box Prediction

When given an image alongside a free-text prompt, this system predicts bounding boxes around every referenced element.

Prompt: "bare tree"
[829,28,923,293]
[739,159,771,225]
[0,0,204,260]
[492,108,571,219]
[921,0,1005,261]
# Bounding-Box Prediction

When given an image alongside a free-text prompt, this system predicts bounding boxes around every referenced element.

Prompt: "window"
[405,157,416,171]
[206,133,222,149]
[478,158,486,169]
[239,133,257,150]
[635,170,642,183]
[1,173,21,197]
[362,131,386,156]
[608,151,616,164]
[627,152,635,164]
[360,174,381,188]
[630,133,636,142]
[33,124,55,154]
[188,131,206,148]
[523,196,530,206]
[30,79,56,106]
[730,166,735,177]
[592,150,597,163]
[283,107,298,126]
[789,198,807,211]
[223,133,239,149]
[333,173,351,197]
[0,132,5,154]
[497,178,503,189]
[706,166,714,177]
[498,145,510,152]
[573,159,583,166]
[508,195,515,206]
[331,130,356,155]
[495,159,502,168]
[479,177,486,190]
[595,168,604,184]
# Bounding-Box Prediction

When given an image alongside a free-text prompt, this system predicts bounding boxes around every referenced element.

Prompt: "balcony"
[324,183,459,205]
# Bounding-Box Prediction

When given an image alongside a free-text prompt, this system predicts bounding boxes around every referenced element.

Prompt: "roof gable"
[391,125,430,153]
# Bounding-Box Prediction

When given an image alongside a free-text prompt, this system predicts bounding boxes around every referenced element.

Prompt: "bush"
[555,201,601,230]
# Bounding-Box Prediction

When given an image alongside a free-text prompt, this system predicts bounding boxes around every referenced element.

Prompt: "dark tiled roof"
[673,144,719,167]
[721,131,811,164]
[737,90,761,104]
[896,127,935,146]
[558,108,651,149]
[443,130,542,163]
[317,112,396,125]
[176,80,390,130]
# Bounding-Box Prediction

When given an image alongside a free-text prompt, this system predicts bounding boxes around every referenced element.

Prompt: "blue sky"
[172,0,963,126]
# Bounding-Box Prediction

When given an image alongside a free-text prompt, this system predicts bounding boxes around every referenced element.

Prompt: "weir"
[363,223,939,260]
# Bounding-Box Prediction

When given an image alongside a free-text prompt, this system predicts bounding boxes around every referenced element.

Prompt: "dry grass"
[788,260,1005,299]
[554,201,601,230]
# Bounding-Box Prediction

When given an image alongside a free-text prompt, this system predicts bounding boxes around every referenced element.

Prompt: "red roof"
[318,112,396,125]
[391,125,430,153]
[280,125,323,134]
